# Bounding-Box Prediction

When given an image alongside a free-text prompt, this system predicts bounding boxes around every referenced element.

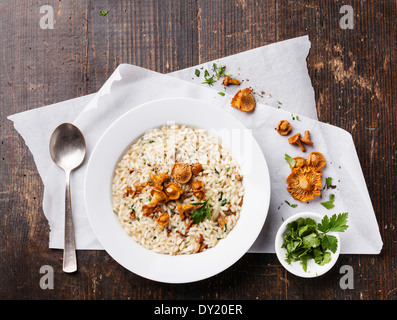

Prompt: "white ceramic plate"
[275,212,341,278]
[84,97,270,283]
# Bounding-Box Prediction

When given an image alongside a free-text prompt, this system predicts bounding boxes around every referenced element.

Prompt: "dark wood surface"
[1,0,396,300]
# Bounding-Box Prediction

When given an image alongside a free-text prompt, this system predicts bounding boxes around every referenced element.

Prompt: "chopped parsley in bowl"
[275,211,348,278]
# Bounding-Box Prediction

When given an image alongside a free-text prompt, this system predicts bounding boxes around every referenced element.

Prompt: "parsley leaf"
[191,195,213,224]
[321,234,338,253]
[302,233,321,248]
[99,10,109,16]
[285,154,296,168]
[321,194,335,209]
[318,212,349,233]
[195,69,200,77]
[314,248,331,265]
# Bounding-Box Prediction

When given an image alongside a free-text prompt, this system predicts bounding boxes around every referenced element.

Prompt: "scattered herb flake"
[218,92,225,96]
[285,154,296,168]
[325,177,336,189]
[195,69,200,77]
[325,177,333,189]
[321,194,336,209]
[285,200,298,208]
[100,10,109,16]
[216,65,227,79]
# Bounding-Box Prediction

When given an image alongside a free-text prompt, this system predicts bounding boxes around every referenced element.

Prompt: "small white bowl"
[275,212,341,278]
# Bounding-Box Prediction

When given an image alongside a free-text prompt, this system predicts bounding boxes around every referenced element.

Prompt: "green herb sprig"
[191,195,213,224]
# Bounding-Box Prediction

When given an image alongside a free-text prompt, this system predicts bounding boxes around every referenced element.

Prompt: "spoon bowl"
[49,123,86,273]
[49,123,86,171]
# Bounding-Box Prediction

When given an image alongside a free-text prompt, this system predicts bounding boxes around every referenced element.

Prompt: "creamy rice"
[112,124,244,255]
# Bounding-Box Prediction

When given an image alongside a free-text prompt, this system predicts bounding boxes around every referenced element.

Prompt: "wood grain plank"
[196,0,276,62]
[276,0,397,299]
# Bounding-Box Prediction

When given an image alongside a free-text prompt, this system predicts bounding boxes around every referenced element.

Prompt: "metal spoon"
[49,123,86,273]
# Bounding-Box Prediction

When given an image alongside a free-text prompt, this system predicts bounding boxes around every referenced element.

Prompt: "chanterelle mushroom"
[171,162,192,184]
[288,131,313,152]
[276,120,292,136]
[191,163,203,176]
[217,214,228,231]
[149,187,168,207]
[123,186,135,198]
[231,88,256,112]
[164,182,183,200]
[286,166,322,202]
[307,152,326,172]
[300,131,313,146]
[223,75,240,86]
[156,212,169,227]
[177,203,202,220]
[149,172,169,189]
[289,156,307,170]
[288,133,306,152]
[192,180,205,200]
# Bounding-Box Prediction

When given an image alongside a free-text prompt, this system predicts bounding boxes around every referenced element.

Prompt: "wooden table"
[1,0,396,301]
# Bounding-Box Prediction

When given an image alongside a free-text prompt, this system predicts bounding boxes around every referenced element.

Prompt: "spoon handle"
[63,170,77,273]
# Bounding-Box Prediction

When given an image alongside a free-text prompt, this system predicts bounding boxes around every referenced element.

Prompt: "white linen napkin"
[8,36,383,254]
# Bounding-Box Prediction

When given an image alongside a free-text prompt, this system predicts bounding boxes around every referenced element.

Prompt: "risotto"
[112,124,244,255]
